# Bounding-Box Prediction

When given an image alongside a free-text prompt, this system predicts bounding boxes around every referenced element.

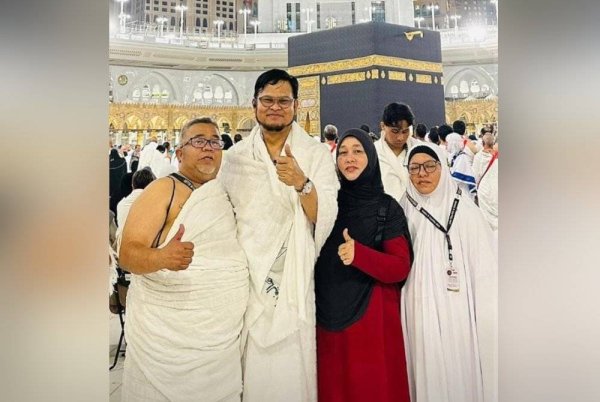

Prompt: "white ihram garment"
[116,188,143,236]
[137,141,157,170]
[121,180,249,402]
[374,134,417,202]
[219,122,338,402]
[477,158,498,233]
[472,150,493,183]
[400,143,497,402]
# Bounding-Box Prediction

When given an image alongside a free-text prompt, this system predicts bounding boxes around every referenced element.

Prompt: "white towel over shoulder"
[122,180,249,402]
[219,122,339,402]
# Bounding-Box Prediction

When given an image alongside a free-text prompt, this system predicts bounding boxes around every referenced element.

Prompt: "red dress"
[317,236,411,402]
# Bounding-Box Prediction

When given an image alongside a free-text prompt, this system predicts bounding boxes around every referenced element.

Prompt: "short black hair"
[253,69,299,100]
[428,126,440,145]
[415,123,428,139]
[132,167,156,190]
[156,145,166,153]
[452,120,466,135]
[233,133,243,143]
[381,102,415,127]
[130,159,139,173]
[359,124,371,133]
[438,124,453,141]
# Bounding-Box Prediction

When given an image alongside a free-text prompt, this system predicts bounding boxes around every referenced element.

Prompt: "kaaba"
[287,22,445,137]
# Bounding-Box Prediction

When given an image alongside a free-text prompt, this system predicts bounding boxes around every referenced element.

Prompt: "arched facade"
[445,99,498,134]
[127,70,178,104]
[110,66,257,107]
[236,117,257,134]
[444,66,498,101]
[109,103,255,145]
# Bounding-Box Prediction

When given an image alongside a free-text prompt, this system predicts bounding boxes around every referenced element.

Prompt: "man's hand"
[160,224,194,271]
[274,144,307,190]
[338,228,355,266]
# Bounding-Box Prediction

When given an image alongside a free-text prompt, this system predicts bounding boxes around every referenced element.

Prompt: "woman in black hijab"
[221,134,234,150]
[109,148,127,214]
[315,128,412,402]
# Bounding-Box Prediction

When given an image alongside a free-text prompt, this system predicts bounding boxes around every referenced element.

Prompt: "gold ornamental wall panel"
[109,103,255,144]
[109,99,497,143]
[445,99,498,130]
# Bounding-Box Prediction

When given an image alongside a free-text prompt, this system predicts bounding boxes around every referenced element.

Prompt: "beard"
[255,111,295,132]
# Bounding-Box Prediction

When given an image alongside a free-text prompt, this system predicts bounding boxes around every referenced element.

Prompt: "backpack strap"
[374,196,392,251]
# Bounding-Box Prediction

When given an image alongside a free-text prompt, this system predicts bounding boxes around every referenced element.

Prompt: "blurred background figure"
[323,124,338,160]
[221,134,234,150]
[109,148,127,215]
[115,167,157,240]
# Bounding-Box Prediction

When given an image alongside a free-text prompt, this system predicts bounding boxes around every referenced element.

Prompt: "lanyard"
[406,187,461,267]
[170,172,197,191]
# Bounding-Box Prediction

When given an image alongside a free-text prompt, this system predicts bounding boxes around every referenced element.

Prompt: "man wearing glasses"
[219,69,339,402]
[375,102,418,202]
[118,117,249,401]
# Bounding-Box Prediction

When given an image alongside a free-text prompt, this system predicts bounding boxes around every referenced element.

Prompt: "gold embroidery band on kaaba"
[288,55,443,77]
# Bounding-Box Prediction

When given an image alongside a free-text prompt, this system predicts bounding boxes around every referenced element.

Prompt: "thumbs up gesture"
[338,228,355,266]
[161,224,195,271]
[274,144,307,190]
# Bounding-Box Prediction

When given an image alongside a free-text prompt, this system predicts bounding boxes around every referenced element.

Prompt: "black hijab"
[109,148,127,214]
[315,129,412,331]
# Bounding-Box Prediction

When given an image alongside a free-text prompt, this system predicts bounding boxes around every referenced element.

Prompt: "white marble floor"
[109,313,125,401]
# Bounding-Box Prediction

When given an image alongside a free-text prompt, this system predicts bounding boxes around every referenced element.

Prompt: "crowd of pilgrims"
[109,99,497,402]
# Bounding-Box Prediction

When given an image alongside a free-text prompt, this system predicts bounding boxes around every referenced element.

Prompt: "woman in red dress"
[315,128,413,402]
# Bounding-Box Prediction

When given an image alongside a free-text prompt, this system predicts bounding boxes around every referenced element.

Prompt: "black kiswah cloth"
[315,129,413,331]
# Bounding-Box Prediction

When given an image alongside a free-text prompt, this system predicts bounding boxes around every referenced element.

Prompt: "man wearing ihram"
[118,117,249,402]
[219,69,339,402]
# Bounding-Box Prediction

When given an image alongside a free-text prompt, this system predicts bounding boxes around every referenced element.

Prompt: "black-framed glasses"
[181,136,225,150]
[407,160,440,175]
[256,96,295,109]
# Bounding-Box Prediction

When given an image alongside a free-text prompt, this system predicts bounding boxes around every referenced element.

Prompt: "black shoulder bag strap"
[374,196,392,251]
[151,177,177,248]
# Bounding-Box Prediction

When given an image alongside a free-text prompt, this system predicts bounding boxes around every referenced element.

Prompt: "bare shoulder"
[126,176,175,223]
[121,176,175,247]
[134,176,174,203]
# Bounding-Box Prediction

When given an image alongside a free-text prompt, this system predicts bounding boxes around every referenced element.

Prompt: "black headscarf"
[315,129,412,331]
[109,148,127,214]
[408,144,440,163]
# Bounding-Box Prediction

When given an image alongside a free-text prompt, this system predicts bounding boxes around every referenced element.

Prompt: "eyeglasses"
[256,96,295,109]
[181,136,225,150]
[407,160,440,175]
